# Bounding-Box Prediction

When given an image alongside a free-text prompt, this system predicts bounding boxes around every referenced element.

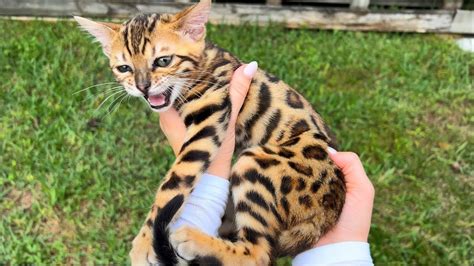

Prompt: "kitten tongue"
[148,94,165,106]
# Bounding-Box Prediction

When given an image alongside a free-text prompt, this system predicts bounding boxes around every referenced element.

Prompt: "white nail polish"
[243,61,258,78]
[328,147,337,154]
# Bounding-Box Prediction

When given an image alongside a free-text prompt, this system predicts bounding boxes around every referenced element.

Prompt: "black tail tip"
[152,194,185,266]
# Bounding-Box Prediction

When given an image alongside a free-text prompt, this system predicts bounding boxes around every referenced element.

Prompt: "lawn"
[0,19,472,265]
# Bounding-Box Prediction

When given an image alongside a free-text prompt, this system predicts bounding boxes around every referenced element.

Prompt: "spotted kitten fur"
[75,1,345,265]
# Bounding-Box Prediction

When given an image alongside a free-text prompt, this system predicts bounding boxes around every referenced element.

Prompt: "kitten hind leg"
[170,146,285,265]
[170,226,272,266]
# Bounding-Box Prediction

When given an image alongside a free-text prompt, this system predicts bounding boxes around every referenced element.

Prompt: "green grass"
[1,19,473,265]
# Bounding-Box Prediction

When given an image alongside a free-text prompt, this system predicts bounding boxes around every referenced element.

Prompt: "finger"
[207,61,258,177]
[159,107,186,138]
[159,108,187,155]
[328,150,372,186]
[229,61,258,122]
[329,151,365,175]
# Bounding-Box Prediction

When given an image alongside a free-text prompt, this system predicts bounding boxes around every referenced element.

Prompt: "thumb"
[229,61,258,122]
[159,108,187,155]
[328,149,374,193]
[328,151,366,177]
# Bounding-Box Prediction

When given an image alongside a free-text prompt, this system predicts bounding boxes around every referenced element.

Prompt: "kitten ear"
[173,0,211,41]
[74,16,120,56]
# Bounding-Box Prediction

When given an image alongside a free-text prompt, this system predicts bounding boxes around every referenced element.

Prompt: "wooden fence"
[0,0,472,34]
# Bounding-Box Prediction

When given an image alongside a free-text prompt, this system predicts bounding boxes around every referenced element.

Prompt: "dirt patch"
[20,191,33,209]
[43,217,61,235]
[4,186,36,211]
[41,212,77,239]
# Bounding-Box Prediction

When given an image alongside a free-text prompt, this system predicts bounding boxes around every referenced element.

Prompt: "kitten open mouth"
[145,89,172,109]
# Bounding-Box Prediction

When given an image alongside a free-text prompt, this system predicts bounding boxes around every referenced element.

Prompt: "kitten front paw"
[130,227,156,266]
[170,227,210,261]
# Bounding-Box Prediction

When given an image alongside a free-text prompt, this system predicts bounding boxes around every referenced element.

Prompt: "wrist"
[207,139,235,178]
[207,161,232,179]
[294,242,373,266]
[316,234,368,248]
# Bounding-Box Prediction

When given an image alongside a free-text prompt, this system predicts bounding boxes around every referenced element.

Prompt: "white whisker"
[104,92,127,117]
[73,82,119,95]
[96,90,125,111]
[82,86,124,103]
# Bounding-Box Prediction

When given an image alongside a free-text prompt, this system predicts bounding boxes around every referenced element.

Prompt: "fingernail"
[328,147,337,155]
[243,61,258,78]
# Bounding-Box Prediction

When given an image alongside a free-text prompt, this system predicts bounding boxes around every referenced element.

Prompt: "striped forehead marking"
[122,13,163,56]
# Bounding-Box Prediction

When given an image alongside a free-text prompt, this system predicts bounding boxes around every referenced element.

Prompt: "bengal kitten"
[75,0,345,265]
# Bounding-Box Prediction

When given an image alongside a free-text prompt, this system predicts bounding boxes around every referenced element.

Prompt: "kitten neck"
[175,42,240,111]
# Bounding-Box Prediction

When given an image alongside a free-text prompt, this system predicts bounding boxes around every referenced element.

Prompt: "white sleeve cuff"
[170,173,230,237]
[293,242,373,266]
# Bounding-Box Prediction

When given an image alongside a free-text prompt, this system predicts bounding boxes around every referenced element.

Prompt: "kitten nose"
[136,81,151,94]
[135,71,151,95]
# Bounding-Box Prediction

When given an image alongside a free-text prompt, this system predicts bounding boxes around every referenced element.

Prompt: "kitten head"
[75,0,211,112]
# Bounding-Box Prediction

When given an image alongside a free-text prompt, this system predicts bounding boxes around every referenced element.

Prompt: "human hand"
[158,62,258,178]
[316,149,375,247]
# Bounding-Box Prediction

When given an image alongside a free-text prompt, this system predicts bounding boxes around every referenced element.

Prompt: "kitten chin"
[144,85,182,113]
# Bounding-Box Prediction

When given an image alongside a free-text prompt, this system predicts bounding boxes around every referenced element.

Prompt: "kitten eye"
[117,65,132,73]
[153,56,173,68]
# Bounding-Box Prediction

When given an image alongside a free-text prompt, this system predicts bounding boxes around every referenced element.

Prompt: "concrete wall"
[0,0,189,17]
[0,0,471,34]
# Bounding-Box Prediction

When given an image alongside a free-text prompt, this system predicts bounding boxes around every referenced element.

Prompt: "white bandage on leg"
[170,173,230,236]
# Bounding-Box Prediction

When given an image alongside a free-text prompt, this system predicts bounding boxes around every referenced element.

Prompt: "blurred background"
[0,0,473,265]
[0,0,473,34]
